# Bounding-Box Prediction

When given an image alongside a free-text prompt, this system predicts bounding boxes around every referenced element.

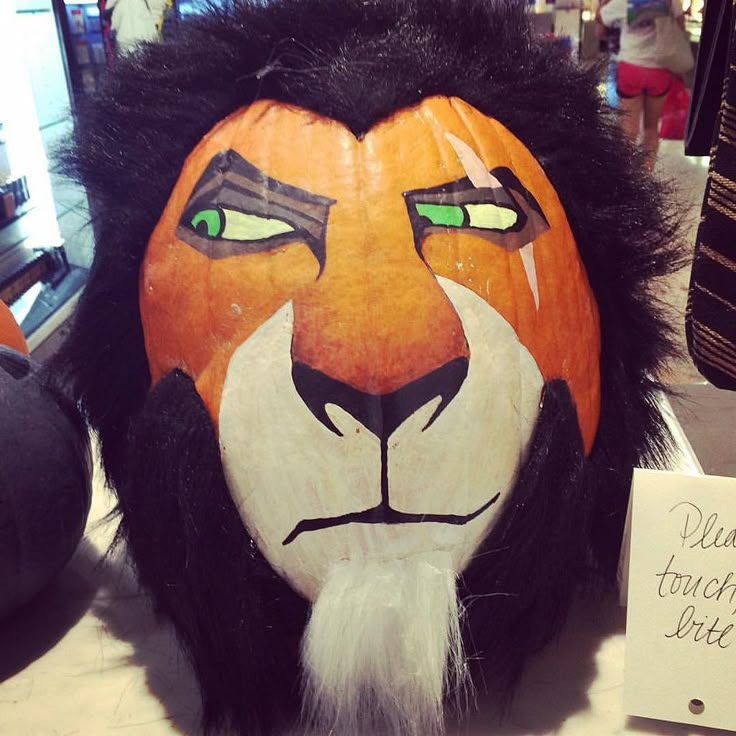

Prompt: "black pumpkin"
[0,346,92,620]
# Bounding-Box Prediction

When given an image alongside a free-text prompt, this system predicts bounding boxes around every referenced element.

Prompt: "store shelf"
[2,194,87,354]
[10,263,86,350]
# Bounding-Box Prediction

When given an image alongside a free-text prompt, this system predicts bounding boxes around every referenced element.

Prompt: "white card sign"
[624,468,736,731]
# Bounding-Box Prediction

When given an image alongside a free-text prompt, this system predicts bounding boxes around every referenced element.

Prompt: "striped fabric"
[686,0,736,389]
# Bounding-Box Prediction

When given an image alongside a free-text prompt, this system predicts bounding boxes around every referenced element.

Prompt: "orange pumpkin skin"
[0,301,28,355]
[141,96,600,454]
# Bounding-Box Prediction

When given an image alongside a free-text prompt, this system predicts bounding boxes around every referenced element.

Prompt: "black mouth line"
[281,492,500,546]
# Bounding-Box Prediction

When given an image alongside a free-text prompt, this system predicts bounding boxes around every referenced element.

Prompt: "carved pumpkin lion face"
[139,96,600,600]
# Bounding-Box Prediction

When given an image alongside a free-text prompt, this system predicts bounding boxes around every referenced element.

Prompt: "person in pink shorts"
[599,0,685,172]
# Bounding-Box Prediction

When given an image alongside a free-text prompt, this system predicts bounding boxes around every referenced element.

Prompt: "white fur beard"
[300,552,470,736]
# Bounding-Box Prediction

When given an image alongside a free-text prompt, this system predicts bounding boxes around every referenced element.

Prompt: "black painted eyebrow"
[176,150,335,265]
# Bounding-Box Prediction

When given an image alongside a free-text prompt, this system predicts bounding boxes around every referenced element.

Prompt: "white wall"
[0,0,56,210]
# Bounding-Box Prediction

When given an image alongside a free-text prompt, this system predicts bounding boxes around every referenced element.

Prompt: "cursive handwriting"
[656,500,736,649]
[671,501,736,550]
[656,554,736,615]
[665,604,734,648]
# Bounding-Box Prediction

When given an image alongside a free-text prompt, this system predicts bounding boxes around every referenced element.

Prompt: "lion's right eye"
[414,202,519,231]
[190,207,295,241]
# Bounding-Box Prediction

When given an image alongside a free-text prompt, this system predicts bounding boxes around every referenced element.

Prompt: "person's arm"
[673,0,686,29]
[599,0,625,27]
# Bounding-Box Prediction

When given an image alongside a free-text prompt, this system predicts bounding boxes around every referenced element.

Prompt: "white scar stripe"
[445,132,540,311]
[519,242,540,310]
[445,133,502,190]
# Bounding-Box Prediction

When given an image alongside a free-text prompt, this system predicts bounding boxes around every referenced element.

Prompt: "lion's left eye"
[415,202,518,231]
[190,207,295,241]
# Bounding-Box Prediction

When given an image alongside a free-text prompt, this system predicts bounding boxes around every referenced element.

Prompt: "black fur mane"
[50,1,684,733]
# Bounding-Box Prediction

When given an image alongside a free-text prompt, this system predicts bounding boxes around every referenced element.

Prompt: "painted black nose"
[291,358,469,439]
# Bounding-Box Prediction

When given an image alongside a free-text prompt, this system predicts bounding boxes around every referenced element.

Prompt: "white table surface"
[1,401,731,736]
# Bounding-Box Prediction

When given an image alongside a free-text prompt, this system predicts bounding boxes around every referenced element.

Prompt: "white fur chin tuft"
[301,552,470,736]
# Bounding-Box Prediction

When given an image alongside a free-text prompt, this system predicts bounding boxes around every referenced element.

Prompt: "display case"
[1,0,88,353]
[54,0,109,102]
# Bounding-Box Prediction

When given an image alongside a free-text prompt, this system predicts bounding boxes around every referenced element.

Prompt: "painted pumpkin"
[54,1,681,733]
[0,300,27,355]
[0,334,91,620]
[140,96,600,600]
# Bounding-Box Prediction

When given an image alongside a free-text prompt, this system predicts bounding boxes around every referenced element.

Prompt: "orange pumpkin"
[139,96,601,600]
[0,300,28,355]
[0,301,90,621]
[141,96,600,449]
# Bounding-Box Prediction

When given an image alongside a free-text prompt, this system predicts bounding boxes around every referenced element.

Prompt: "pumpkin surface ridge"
[486,119,527,355]
[421,99,461,293]
[451,100,600,453]
[444,102,529,372]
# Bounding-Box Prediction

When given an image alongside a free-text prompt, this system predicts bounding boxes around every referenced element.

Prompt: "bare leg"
[643,93,667,172]
[618,95,643,144]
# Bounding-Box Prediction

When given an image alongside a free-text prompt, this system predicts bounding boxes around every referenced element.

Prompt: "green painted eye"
[416,203,465,227]
[191,208,223,237]
[190,207,295,241]
[415,202,518,231]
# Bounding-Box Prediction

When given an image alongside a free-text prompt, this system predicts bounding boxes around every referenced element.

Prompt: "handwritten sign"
[624,468,736,730]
